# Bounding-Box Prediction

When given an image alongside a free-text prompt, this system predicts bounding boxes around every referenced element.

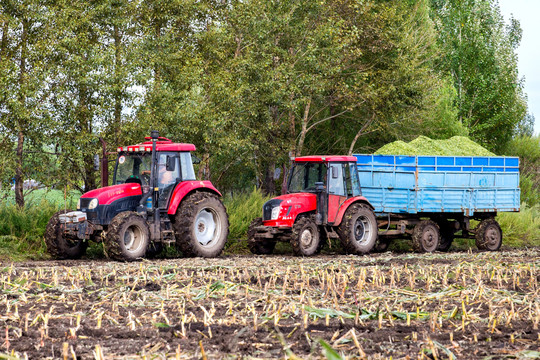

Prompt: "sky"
[498,0,540,134]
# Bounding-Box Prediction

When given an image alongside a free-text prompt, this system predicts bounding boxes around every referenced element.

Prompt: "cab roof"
[294,155,357,163]
[117,137,196,152]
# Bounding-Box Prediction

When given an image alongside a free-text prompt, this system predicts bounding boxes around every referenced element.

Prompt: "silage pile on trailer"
[375,136,495,156]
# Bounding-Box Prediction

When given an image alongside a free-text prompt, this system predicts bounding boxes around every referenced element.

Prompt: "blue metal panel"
[354,154,520,216]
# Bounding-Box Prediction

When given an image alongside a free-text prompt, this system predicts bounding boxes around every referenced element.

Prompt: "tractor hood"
[81,183,143,206]
[262,192,317,227]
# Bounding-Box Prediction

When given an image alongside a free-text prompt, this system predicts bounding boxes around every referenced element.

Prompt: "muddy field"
[1,249,540,359]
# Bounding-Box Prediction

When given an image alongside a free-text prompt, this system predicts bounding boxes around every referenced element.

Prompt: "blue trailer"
[354,154,520,252]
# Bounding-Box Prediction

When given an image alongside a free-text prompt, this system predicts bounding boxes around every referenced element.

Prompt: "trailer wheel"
[291,216,321,256]
[437,222,455,252]
[337,203,378,255]
[104,212,150,261]
[475,218,502,251]
[247,218,276,255]
[374,238,391,252]
[412,220,440,253]
[174,192,229,257]
[45,210,88,259]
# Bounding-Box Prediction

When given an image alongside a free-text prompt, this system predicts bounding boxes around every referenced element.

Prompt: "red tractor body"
[46,132,229,261]
[249,155,378,256]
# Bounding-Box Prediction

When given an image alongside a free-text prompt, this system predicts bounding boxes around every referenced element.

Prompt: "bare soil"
[1,249,540,359]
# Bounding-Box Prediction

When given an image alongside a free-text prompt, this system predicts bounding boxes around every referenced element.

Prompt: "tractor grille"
[262,199,283,221]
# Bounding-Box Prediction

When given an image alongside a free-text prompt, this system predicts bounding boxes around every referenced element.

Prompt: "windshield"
[114,153,152,186]
[288,162,326,193]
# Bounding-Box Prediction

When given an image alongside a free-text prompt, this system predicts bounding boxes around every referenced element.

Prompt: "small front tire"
[104,212,150,261]
[291,217,321,256]
[45,209,88,259]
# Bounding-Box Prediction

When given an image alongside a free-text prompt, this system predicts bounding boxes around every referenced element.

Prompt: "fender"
[167,181,222,215]
[332,196,374,226]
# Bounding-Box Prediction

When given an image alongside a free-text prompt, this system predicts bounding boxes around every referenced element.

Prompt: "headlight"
[88,198,98,210]
[77,198,81,210]
[271,206,281,220]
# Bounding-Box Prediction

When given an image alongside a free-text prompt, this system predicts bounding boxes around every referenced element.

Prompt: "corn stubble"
[0,249,539,359]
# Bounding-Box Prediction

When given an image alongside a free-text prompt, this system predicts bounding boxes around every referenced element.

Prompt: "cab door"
[327,163,347,223]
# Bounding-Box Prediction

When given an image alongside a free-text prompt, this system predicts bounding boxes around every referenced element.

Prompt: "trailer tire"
[337,203,378,255]
[291,216,321,256]
[475,218,502,251]
[174,192,229,257]
[247,218,276,255]
[437,221,455,252]
[45,210,88,259]
[412,220,440,253]
[104,212,150,261]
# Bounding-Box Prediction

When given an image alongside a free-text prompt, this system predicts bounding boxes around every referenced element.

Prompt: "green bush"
[222,188,271,240]
[503,136,540,207]
[497,203,540,247]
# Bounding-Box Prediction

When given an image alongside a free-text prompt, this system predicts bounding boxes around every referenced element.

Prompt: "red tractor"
[248,156,378,256]
[45,131,229,261]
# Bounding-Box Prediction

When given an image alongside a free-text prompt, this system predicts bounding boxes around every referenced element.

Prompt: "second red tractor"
[248,156,378,256]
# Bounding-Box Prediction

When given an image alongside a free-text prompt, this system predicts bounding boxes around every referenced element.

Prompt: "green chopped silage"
[375,136,495,156]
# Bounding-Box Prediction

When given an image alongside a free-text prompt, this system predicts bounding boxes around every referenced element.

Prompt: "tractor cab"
[286,156,362,225]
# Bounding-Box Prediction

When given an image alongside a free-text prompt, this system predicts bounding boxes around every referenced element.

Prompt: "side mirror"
[165,155,176,171]
[191,154,201,164]
[331,166,339,179]
[93,154,100,171]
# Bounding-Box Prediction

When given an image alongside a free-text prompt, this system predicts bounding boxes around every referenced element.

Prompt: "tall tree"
[431,0,527,152]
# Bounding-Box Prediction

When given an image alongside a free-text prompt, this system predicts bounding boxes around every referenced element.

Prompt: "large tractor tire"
[45,209,88,259]
[174,192,229,257]
[291,216,321,256]
[412,220,440,253]
[247,218,276,255]
[104,212,150,261]
[475,218,502,251]
[337,203,378,255]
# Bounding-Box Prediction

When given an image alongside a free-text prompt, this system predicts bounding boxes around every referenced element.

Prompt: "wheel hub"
[123,226,143,252]
[485,225,501,246]
[300,229,313,248]
[195,209,219,246]
[422,227,437,249]
[354,216,368,244]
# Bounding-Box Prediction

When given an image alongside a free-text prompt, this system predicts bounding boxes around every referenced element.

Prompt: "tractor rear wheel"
[475,218,502,251]
[174,192,229,257]
[248,218,276,255]
[291,216,321,256]
[337,203,378,254]
[412,220,440,253]
[45,209,88,259]
[104,212,150,261]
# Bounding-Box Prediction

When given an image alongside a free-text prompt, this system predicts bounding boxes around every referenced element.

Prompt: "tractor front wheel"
[248,218,276,255]
[337,203,378,255]
[174,192,229,257]
[45,210,88,259]
[104,212,150,261]
[291,216,321,256]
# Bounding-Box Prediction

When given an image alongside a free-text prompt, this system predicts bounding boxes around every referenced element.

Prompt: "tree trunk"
[0,19,8,61]
[263,162,276,195]
[348,113,375,156]
[296,97,311,157]
[14,18,28,207]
